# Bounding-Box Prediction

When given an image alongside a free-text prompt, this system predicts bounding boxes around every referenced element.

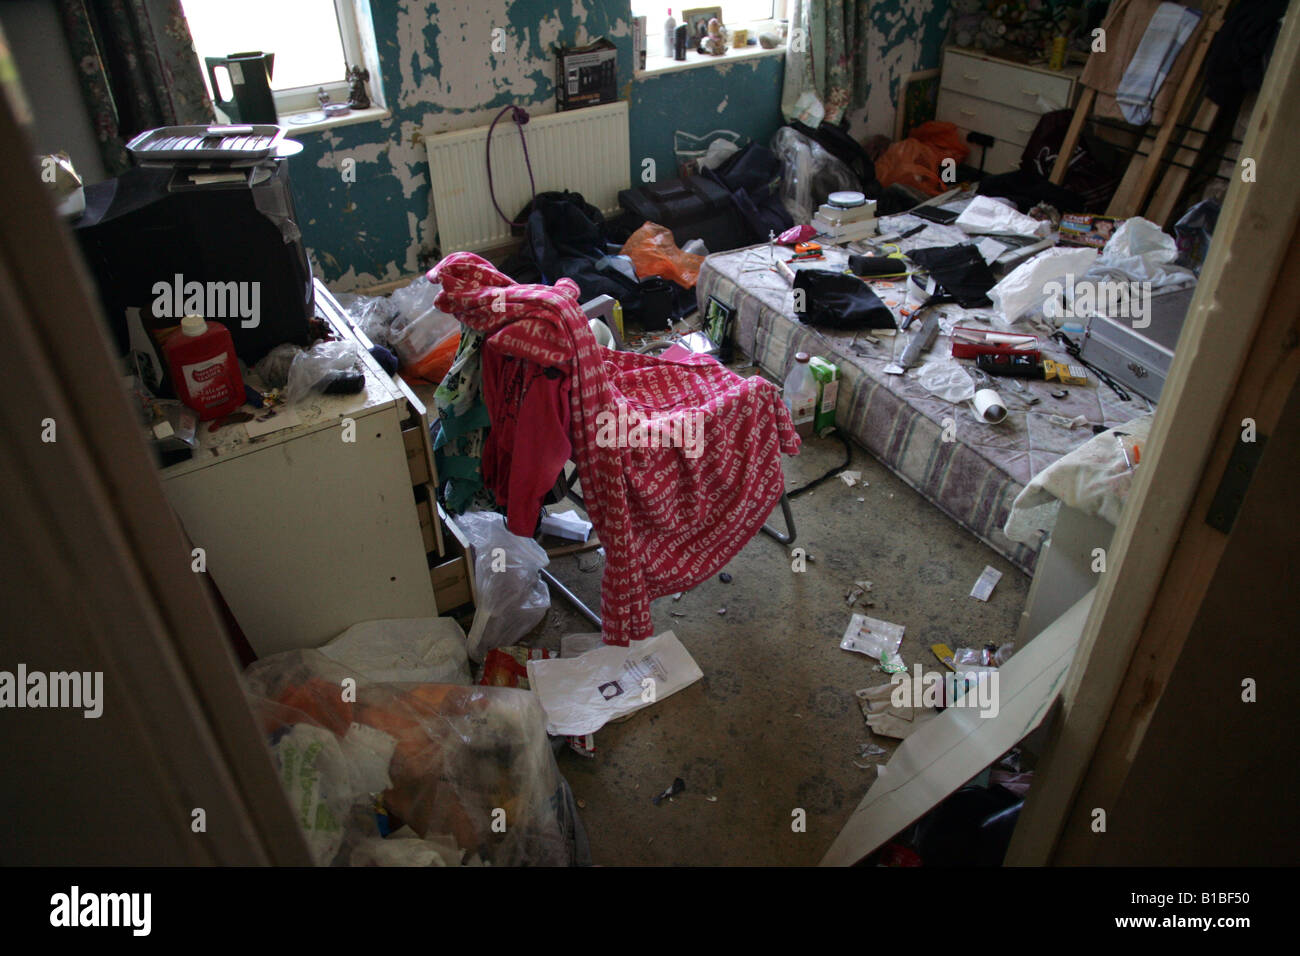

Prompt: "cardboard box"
[556,38,619,111]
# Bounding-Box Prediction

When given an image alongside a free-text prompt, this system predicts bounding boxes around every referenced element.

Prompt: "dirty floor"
[526,433,1030,865]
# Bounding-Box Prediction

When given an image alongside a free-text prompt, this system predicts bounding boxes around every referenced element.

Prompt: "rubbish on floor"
[839,470,862,487]
[824,591,1093,866]
[652,777,686,805]
[478,645,558,688]
[931,643,956,670]
[877,649,908,674]
[840,613,905,661]
[670,610,687,618]
[568,733,596,759]
[245,647,584,866]
[705,795,718,802]
[970,565,1003,601]
[845,579,874,607]
[526,630,704,736]
[540,509,593,542]
[457,510,551,662]
[672,592,684,601]
[855,682,938,740]
[853,741,889,768]
[719,572,733,583]
[717,607,727,615]
[952,644,1015,668]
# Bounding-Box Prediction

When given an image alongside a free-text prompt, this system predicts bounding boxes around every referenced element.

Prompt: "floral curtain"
[56,0,213,175]
[781,0,871,127]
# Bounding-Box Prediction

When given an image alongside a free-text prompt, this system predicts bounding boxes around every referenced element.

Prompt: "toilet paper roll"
[974,388,1007,424]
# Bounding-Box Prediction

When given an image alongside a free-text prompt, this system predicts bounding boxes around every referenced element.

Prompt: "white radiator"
[425,101,630,254]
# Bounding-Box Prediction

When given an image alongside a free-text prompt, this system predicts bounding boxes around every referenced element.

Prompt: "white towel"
[1115,2,1202,125]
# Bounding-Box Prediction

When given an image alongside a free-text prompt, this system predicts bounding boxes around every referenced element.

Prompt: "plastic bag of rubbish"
[989,246,1098,326]
[918,359,977,402]
[344,295,400,349]
[283,340,364,404]
[244,649,579,866]
[456,511,551,662]
[320,617,470,685]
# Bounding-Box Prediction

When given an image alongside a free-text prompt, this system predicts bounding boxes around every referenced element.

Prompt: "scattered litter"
[857,497,866,502]
[860,742,888,757]
[717,607,727,616]
[840,612,904,661]
[931,643,956,670]
[527,630,704,735]
[540,509,593,542]
[953,643,1015,667]
[705,795,718,803]
[568,733,596,758]
[652,777,686,805]
[877,649,908,674]
[839,470,862,487]
[670,611,687,618]
[970,565,1003,601]
[719,572,733,583]
[577,798,586,809]
[856,682,938,739]
[1048,413,1088,429]
[672,592,684,601]
[844,579,874,607]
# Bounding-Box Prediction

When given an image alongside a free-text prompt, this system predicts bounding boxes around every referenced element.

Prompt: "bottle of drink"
[164,314,245,421]
[783,351,817,437]
[664,9,677,58]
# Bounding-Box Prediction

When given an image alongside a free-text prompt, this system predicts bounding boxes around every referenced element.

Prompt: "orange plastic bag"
[621,221,704,288]
[399,330,461,386]
[876,122,972,197]
[909,121,970,165]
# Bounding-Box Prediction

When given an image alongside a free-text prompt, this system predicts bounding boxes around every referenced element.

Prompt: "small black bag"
[792,270,896,330]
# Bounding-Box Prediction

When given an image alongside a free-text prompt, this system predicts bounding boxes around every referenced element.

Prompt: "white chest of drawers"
[937,48,1082,175]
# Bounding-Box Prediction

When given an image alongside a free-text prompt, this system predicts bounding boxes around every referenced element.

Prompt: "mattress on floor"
[696,233,1152,574]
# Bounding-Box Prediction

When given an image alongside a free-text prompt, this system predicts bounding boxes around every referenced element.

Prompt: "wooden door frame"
[0,30,310,864]
[1006,7,1300,864]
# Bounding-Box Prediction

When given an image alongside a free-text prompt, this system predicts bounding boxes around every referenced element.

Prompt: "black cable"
[1051,330,1133,402]
[785,429,855,497]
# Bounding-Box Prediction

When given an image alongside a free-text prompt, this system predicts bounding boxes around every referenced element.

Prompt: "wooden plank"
[1050,87,1095,184]
[1005,4,1300,863]
[1145,97,1220,227]
[1124,0,1231,217]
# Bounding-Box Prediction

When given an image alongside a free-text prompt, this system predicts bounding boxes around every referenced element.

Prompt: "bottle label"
[792,397,815,424]
[182,354,234,407]
[820,379,839,414]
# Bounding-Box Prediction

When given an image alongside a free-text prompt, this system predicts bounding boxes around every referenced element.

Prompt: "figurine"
[702,17,727,55]
[346,66,371,110]
[317,87,331,108]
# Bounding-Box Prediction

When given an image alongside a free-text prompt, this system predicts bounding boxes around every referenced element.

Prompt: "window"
[180,0,371,116]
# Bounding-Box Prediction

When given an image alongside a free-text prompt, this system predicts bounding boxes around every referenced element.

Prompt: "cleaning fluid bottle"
[664,8,677,58]
[164,313,245,421]
[783,351,817,438]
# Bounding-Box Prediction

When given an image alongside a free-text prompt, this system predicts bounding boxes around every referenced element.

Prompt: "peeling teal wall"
[629,54,787,185]
[292,0,635,290]
[290,0,950,290]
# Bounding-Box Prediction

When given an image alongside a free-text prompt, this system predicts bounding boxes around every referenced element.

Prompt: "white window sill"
[636,43,785,78]
[275,105,391,135]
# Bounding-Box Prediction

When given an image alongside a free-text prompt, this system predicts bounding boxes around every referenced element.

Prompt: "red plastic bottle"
[164,314,245,421]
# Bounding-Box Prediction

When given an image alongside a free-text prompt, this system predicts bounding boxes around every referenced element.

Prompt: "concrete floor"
[524,433,1030,866]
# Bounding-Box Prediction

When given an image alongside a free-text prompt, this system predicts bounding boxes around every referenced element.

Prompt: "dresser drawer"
[942,50,1075,114]
[937,90,1044,148]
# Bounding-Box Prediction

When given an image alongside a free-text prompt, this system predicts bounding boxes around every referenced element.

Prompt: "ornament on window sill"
[346,66,371,110]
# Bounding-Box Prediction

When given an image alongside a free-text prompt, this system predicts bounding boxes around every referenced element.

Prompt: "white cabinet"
[159,282,469,656]
[937,48,1082,174]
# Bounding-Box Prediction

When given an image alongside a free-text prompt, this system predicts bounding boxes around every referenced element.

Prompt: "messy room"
[1,0,1296,900]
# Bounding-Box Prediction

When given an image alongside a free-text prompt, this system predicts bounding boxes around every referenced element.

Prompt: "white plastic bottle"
[783,351,818,438]
[664,9,677,58]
